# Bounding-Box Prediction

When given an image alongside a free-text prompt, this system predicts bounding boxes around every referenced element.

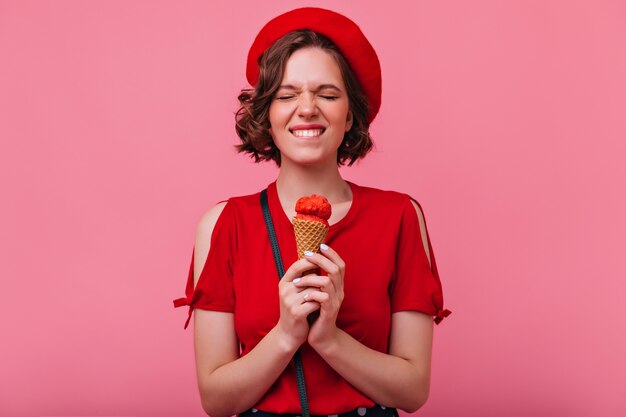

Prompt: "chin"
[284,154,329,166]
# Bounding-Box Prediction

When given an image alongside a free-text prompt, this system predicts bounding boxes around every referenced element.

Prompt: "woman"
[174,7,451,417]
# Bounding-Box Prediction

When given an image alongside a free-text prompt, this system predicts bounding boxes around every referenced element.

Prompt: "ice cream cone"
[292,194,332,324]
[293,217,329,259]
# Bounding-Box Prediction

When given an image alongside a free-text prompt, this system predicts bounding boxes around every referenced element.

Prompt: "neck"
[275,156,351,205]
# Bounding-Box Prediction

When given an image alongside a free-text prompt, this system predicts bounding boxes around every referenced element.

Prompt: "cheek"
[328,101,350,122]
[268,104,291,127]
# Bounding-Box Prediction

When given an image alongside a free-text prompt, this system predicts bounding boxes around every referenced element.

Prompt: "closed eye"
[320,95,338,100]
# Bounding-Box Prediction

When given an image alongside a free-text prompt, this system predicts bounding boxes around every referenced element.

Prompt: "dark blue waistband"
[238,404,399,417]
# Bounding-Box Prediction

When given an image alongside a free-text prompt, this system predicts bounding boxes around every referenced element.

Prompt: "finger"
[279,275,317,299]
[282,258,320,282]
[298,300,321,318]
[278,279,301,299]
[318,244,345,270]
[302,289,330,305]
[284,287,314,306]
[286,288,327,305]
[284,297,320,322]
[303,251,342,278]
[293,275,333,292]
[285,290,321,315]
[300,268,319,279]
[303,251,344,292]
[318,245,345,293]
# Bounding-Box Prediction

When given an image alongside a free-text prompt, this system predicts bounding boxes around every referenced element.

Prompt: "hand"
[276,257,323,349]
[294,244,345,349]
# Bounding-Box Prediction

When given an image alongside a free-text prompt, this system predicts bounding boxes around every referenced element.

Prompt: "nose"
[297,92,318,118]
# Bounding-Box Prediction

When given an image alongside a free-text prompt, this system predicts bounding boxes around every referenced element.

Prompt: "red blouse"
[173,180,451,414]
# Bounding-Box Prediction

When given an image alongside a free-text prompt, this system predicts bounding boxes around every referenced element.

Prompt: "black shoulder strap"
[260,189,310,417]
[261,189,286,279]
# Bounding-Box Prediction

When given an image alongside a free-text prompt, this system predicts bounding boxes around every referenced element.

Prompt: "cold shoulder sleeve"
[390,196,451,324]
[172,199,237,329]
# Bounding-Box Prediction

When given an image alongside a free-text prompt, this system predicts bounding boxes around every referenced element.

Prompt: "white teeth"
[291,129,324,137]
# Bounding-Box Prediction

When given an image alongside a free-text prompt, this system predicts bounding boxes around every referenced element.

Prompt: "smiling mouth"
[290,128,326,138]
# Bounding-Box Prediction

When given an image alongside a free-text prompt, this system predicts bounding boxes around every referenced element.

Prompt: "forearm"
[200,325,298,417]
[311,328,428,412]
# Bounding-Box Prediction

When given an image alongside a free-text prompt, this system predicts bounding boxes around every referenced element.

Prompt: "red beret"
[246,7,382,124]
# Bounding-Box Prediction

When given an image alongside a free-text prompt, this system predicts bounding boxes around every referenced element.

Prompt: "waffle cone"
[293,218,329,259]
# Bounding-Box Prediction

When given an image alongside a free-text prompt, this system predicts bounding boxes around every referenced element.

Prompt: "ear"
[345,111,353,132]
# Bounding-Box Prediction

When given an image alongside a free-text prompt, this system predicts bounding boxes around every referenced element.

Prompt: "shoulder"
[191,188,262,285]
[355,183,410,209]
[196,201,230,237]
[195,187,262,232]
[408,199,427,232]
[408,198,431,267]
[194,202,230,286]
[358,183,432,266]
[356,183,424,215]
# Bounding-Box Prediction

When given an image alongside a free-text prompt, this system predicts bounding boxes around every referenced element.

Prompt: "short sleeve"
[390,196,451,324]
[172,200,237,329]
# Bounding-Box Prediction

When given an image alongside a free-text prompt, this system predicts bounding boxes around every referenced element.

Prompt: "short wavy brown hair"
[234,30,375,167]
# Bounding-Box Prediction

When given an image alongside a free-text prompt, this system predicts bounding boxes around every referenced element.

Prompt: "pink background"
[1,0,625,416]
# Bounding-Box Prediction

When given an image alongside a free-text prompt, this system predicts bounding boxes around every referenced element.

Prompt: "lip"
[290,124,327,131]
[289,124,326,139]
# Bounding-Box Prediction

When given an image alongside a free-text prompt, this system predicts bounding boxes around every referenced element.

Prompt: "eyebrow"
[277,84,342,92]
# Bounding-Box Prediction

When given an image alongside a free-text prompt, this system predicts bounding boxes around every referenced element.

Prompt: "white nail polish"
[304,250,314,257]
[320,243,329,251]
[294,278,301,284]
